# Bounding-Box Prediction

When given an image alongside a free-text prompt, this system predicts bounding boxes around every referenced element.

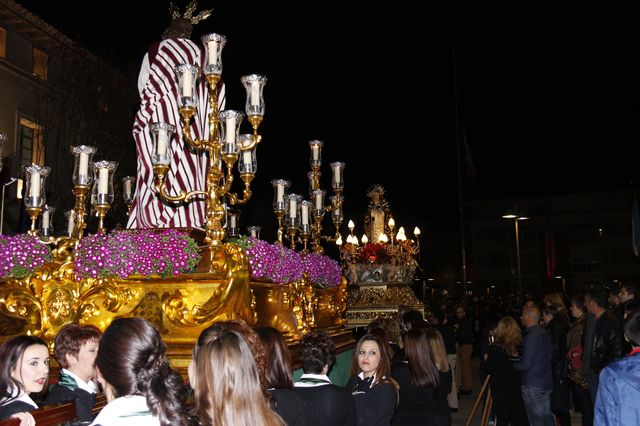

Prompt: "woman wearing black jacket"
[346,332,398,426]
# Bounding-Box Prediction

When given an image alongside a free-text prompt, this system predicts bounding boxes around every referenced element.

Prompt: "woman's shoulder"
[0,400,37,420]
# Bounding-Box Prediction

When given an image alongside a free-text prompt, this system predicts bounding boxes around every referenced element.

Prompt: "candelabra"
[23,164,50,236]
[271,140,345,254]
[91,161,118,233]
[150,32,266,269]
[68,145,97,239]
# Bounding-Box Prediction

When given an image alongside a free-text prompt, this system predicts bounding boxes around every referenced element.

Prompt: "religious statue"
[363,184,391,243]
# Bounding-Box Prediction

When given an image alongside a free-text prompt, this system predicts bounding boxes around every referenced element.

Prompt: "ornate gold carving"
[163,242,256,327]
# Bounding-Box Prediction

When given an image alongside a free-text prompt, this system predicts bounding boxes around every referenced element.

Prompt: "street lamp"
[502,208,528,302]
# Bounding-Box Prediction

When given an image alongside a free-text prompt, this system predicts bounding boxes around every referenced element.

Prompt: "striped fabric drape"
[127,37,226,229]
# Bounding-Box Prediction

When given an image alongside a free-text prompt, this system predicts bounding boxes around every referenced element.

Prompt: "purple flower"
[74,229,200,280]
[0,234,53,279]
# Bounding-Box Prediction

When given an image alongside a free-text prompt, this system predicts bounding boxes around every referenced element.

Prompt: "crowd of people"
[0,283,638,425]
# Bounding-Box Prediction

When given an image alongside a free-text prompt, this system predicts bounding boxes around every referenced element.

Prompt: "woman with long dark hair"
[345,332,398,426]
[483,316,529,426]
[391,328,440,425]
[0,335,49,426]
[256,326,306,425]
[91,318,190,426]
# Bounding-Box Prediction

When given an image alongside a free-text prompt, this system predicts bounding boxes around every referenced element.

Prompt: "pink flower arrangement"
[74,229,200,280]
[0,234,53,279]
[245,237,342,287]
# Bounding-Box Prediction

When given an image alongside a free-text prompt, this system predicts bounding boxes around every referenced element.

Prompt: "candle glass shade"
[219,110,244,157]
[309,140,323,167]
[271,179,291,212]
[285,194,302,227]
[241,74,267,118]
[91,161,118,205]
[225,209,240,237]
[40,205,56,237]
[150,122,176,166]
[330,162,345,192]
[65,209,76,237]
[312,189,326,218]
[247,225,261,239]
[23,165,50,209]
[201,33,227,76]
[237,135,257,175]
[121,176,136,203]
[300,200,312,233]
[174,64,200,108]
[71,145,97,186]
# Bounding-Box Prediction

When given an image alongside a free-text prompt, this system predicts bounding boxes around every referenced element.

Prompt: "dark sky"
[14,0,640,240]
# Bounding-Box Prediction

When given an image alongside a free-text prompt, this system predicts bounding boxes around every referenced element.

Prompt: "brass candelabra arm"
[179,107,207,150]
[72,184,90,239]
[247,116,263,140]
[153,164,207,204]
[227,174,255,206]
[274,210,285,245]
[26,207,42,236]
[94,204,111,233]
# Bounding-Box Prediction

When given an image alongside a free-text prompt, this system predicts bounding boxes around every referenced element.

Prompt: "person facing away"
[594,308,640,425]
[391,328,440,426]
[345,333,399,426]
[424,327,453,426]
[91,317,191,426]
[127,1,223,229]
[429,309,459,412]
[44,323,101,422]
[541,305,571,426]
[0,335,50,426]
[294,330,356,426]
[452,304,474,396]
[483,316,529,426]
[189,328,285,426]
[256,326,307,426]
[514,305,556,426]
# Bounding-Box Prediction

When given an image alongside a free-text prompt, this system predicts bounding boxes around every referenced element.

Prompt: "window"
[18,117,44,168]
[0,27,6,58]
[32,47,47,80]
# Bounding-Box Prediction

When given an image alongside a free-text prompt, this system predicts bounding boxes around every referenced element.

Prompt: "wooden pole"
[465,374,491,426]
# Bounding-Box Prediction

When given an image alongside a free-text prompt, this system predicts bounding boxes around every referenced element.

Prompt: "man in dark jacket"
[452,305,474,395]
[583,290,624,404]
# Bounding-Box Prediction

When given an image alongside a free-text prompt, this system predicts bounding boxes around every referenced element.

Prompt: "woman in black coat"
[483,316,529,426]
[256,326,307,426]
[345,331,398,426]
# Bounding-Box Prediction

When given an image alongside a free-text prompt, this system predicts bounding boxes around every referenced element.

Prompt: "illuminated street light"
[502,207,528,302]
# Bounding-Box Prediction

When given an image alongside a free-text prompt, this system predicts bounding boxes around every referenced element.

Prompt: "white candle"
[42,210,50,229]
[276,184,284,203]
[79,153,89,177]
[67,213,75,236]
[157,129,168,156]
[226,116,236,146]
[182,71,193,98]
[29,172,40,197]
[229,215,236,228]
[312,145,320,161]
[314,192,323,210]
[242,150,252,168]
[98,168,109,194]
[250,81,260,107]
[207,40,218,66]
[124,179,132,199]
[289,198,297,218]
[332,163,342,184]
[301,203,309,225]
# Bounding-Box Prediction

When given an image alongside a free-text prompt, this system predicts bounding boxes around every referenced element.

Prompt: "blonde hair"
[193,330,284,426]
[495,316,522,356]
[424,328,449,373]
[543,292,566,311]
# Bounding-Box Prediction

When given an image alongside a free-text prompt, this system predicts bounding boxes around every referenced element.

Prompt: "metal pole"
[515,218,524,302]
[1,178,18,235]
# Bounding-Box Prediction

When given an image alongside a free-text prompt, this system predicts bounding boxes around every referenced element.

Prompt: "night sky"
[13,0,640,242]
